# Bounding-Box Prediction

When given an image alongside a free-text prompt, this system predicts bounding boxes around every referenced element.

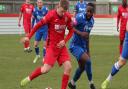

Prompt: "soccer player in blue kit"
[68,3,96,89]
[74,0,87,15]
[101,17,128,89]
[32,0,48,63]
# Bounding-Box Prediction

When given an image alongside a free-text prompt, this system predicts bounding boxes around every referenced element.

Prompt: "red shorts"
[43,46,70,67]
[23,22,31,34]
[119,29,126,41]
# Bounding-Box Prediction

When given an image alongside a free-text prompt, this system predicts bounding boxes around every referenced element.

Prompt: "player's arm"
[32,16,35,28]
[18,5,24,27]
[73,14,89,39]
[117,7,121,32]
[126,20,128,32]
[57,15,74,48]
[32,9,36,28]
[18,12,22,27]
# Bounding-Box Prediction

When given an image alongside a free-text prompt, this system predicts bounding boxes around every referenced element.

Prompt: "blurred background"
[0,0,124,15]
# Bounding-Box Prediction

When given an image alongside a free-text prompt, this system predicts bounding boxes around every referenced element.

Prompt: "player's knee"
[34,43,38,47]
[64,62,72,74]
[34,44,38,48]
[41,65,51,74]
[118,59,126,67]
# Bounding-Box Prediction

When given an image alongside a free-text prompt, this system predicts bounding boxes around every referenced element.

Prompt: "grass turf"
[0,35,128,89]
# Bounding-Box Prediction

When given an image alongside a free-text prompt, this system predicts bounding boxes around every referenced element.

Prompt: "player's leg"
[42,31,47,62]
[23,23,32,53]
[58,47,71,89]
[20,64,52,86]
[68,46,84,89]
[61,61,72,89]
[101,32,128,89]
[33,41,40,63]
[33,32,42,63]
[21,47,57,87]
[81,52,96,89]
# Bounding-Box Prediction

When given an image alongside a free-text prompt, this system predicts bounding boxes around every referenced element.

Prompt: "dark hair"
[87,3,95,12]
[59,0,69,10]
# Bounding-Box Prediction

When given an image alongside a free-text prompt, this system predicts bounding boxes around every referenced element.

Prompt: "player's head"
[25,0,30,4]
[86,3,94,20]
[37,0,43,9]
[122,0,127,7]
[80,0,84,3]
[57,0,69,17]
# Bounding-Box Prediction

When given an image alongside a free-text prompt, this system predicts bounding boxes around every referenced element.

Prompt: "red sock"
[29,67,42,81]
[61,74,69,89]
[24,41,30,48]
[120,45,123,54]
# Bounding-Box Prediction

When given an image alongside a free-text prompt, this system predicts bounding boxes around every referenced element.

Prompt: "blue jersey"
[32,6,48,33]
[75,1,87,14]
[70,13,94,49]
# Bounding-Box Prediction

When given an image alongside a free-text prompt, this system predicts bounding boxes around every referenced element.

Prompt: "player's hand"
[20,37,29,43]
[57,40,65,48]
[18,23,21,27]
[117,26,119,32]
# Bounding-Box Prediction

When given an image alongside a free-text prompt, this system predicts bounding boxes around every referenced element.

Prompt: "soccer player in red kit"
[20,0,74,89]
[117,0,128,54]
[18,0,34,52]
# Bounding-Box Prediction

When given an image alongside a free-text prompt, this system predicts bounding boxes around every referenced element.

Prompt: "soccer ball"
[45,87,52,89]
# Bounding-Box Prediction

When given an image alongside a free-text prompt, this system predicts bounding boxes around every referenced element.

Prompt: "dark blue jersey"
[75,1,87,14]
[32,6,48,33]
[70,13,94,49]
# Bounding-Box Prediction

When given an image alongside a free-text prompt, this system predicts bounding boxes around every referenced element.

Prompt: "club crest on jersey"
[26,8,32,14]
[122,12,128,18]
[55,24,66,33]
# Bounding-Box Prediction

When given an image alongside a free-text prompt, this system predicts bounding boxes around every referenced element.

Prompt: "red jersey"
[20,3,34,24]
[28,10,74,47]
[117,5,128,30]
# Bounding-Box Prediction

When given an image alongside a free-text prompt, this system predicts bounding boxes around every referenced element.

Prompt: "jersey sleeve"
[64,14,74,43]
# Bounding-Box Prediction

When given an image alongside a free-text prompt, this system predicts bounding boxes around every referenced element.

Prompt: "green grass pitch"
[0,35,128,89]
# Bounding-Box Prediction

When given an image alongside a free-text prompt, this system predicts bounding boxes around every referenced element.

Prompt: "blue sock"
[111,62,120,76]
[85,59,92,81]
[35,47,39,55]
[43,47,46,57]
[73,67,84,82]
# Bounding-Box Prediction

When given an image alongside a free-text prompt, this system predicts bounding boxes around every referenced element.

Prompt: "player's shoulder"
[118,5,123,9]
[21,3,26,7]
[48,9,55,14]
[42,6,48,11]
[76,13,85,20]
[65,12,72,18]
[29,4,34,8]
[46,9,55,17]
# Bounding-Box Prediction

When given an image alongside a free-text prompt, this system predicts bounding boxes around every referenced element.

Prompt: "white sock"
[71,79,75,86]
[89,80,94,84]
[106,74,113,81]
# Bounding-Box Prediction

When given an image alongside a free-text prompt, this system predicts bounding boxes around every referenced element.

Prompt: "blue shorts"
[69,46,87,61]
[35,31,47,41]
[121,32,128,60]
